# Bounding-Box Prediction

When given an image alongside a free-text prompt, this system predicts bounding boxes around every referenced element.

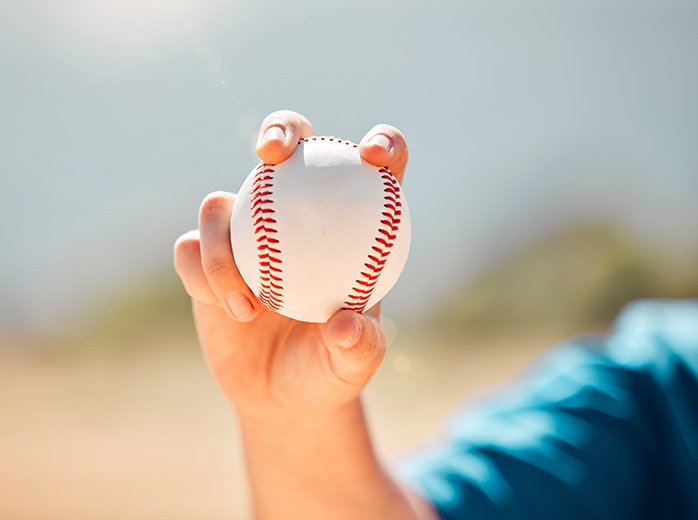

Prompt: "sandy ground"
[1,333,556,520]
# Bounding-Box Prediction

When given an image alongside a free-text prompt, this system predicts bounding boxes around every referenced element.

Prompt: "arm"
[175,110,437,520]
[398,302,698,519]
[398,337,652,520]
[240,401,435,519]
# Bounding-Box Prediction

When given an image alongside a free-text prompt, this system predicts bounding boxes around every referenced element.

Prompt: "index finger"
[359,124,409,184]
[255,110,314,164]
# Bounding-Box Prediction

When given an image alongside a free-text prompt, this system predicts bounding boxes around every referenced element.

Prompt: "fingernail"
[226,292,254,321]
[263,125,285,143]
[367,134,393,154]
[337,315,361,348]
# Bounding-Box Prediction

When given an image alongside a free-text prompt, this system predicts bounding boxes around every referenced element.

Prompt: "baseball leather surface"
[231,136,411,323]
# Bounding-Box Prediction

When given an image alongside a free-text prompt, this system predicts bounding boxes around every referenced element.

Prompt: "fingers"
[256,110,314,165]
[256,112,408,184]
[359,124,409,183]
[173,230,219,306]
[198,191,260,322]
[322,310,386,386]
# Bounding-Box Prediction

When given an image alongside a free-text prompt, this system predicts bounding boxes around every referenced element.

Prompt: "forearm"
[238,398,435,520]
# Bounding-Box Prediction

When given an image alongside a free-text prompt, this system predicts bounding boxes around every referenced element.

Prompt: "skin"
[173,110,437,520]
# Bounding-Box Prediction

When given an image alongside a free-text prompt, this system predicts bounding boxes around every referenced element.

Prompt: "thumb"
[322,310,386,386]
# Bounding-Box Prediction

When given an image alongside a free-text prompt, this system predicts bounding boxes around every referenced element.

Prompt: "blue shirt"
[398,300,698,519]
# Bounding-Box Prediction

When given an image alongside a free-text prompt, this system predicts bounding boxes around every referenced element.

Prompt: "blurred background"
[1,0,697,518]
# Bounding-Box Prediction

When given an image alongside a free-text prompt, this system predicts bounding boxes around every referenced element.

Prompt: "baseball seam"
[251,163,284,311]
[343,167,402,313]
[299,136,359,147]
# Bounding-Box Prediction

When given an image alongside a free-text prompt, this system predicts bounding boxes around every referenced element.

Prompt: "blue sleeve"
[397,299,698,520]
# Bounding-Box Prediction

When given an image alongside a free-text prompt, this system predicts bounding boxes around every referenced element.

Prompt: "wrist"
[231,378,370,427]
[238,398,416,519]
[238,398,379,473]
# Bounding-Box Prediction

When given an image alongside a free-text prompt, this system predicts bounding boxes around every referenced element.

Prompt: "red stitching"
[343,166,402,313]
[251,163,284,311]
[253,138,396,315]
[299,136,358,148]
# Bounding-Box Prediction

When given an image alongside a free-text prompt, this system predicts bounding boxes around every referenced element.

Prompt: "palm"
[193,301,359,415]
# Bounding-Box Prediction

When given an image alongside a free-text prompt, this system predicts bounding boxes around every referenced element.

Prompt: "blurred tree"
[433,221,698,339]
[63,269,195,357]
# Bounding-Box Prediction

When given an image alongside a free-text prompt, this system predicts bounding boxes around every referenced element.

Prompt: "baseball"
[230,136,411,323]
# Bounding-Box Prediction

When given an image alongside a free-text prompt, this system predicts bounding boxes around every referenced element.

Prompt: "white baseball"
[230,136,411,323]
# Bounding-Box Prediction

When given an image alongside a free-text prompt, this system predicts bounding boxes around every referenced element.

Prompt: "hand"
[173,110,409,419]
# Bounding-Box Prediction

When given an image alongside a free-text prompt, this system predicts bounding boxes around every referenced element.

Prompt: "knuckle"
[264,109,295,122]
[297,114,314,136]
[200,191,232,218]
[275,108,302,120]
[367,124,407,148]
[173,233,200,273]
[284,118,302,137]
[262,110,301,134]
[333,338,385,385]
[174,231,199,253]
[351,322,385,361]
[387,126,409,150]
[204,255,230,277]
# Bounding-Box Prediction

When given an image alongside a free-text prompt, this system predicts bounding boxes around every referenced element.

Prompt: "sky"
[1,0,697,331]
